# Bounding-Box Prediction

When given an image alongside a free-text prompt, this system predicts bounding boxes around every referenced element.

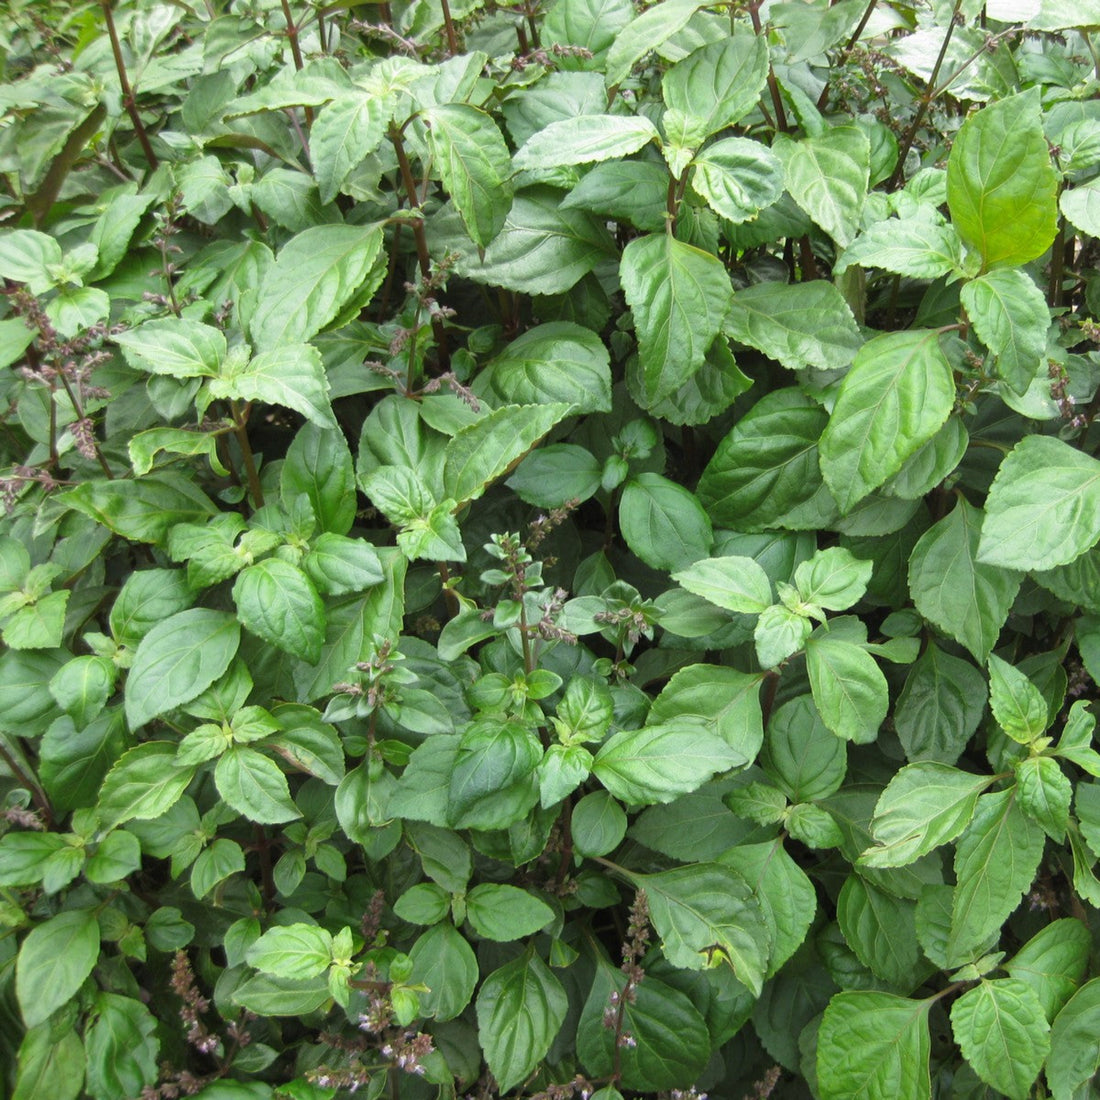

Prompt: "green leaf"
[697,389,835,531]
[13,1021,85,1100]
[593,721,740,804]
[835,210,964,280]
[4,590,69,650]
[662,36,769,137]
[619,473,713,572]
[86,830,141,884]
[723,280,863,374]
[837,876,922,988]
[961,269,1050,395]
[908,498,1021,663]
[443,402,570,506]
[128,427,229,479]
[604,0,707,87]
[570,790,628,856]
[543,0,634,66]
[861,763,992,868]
[113,319,225,378]
[191,838,246,900]
[977,435,1100,571]
[466,884,555,941]
[84,995,159,1100]
[948,789,1045,964]
[620,233,733,405]
[689,137,783,223]
[210,344,337,430]
[817,992,932,1100]
[246,924,333,979]
[310,93,390,204]
[761,694,847,802]
[233,560,325,664]
[304,534,384,596]
[16,909,100,1028]
[514,114,659,171]
[507,444,602,508]
[819,330,956,513]
[673,556,772,613]
[250,224,383,351]
[96,742,195,831]
[110,568,195,646]
[281,423,357,536]
[232,974,330,1016]
[426,104,513,247]
[794,548,872,611]
[483,322,612,414]
[1005,918,1091,1023]
[1015,756,1072,839]
[754,603,813,669]
[125,609,240,730]
[950,979,1050,1100]
[988,654,1049,744]
[0,229,63,293]
[476,948,568,1093]
[409,921,479,1021]
[1061,177,1100,237]
[805,635,888,743]
[637,862,771,993]
[894,644,987,765]
[216,747,301,824]
[448,720,541,830]
[1047,978,1100,1100]
[779,125,870,247]
[946,89,1058,270]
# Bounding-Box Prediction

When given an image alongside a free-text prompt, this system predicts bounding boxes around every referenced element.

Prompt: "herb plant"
[1,0,1100,1098]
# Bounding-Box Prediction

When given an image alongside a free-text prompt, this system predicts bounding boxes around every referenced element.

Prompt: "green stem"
[231,400,265,509]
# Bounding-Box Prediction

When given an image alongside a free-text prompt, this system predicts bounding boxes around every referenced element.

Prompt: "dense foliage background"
[2,0,1100,1097]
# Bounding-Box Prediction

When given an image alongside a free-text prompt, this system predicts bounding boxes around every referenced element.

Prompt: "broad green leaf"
[1006,919,1090,1023]
[594,721,741,804]
[950,979,1050,1100]
[724,280,862,373]
[210,344,337,430]
[304,534,384,596]
[697,389,836,531]
[948,789,1045,963]
[1035,543,1100,612]
[619,473,714,572]
[754,603,813,669]
[0,229,63,293]
[1015,756,1071,839]
[443,402,569,505]
[641,331,753,427]
[570,790,627,856]
[690,137,783,223]
[215,746,301,824]
[507,445,602,508]
[817,991,932,1100]
[977,435,1100,571]
[837,876,922,989]
[466,884,555,941]
[835,211,965,280]
[861,763,992,868]
[1046,978,1100,1100]
[96,742,194,830]
[513,114,659,171]
[476,949,568,1092]
[484,322,611,414]
[988,653,1050,744]
[311,93,390,204]
[604,0,707,87]
[64,473,218,546]
[232,974,330,1016]
[128,427,228,478]
[894,644,987,764]
[779,125,870,247]
[448,720,541,830]
[1061,177,1100,237]
[334,761,397,841]
[125,609,240,730]
[445,186,616,295]
[83,993,159,1100]
[543,0,634,66]
[946,89,1058,270]
[250,224,383,351]
[13,1021,84,1100]
[961,269,1050,395]
[246,924,333,979]
[113,319,225,378]
[409,921,479,1021]
[637,863,771,993]
[560,159,668,231]
[794,547,871,610]
[662,36,768,137]
[233,560,325,664]
[16,909,100,1028]
[805,635,888,743]
[761,694,847,802]
[426,104,513,247]
[819,330,956,513]
[673,556,772,613]
[908,498,1020,663]
[620,233,733,405]
[281,422,357,536]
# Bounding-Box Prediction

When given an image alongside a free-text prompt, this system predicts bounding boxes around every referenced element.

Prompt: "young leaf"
[672,555,772,613]
[246,924,334,979]
[805,635,888,743]
[1014,756,1071,840]
[950,979,1050,1100]
[988,654,1049,744]
[817,991,932,1100]
[946,89,1058,270]
[215,746,301,824]
[819,330,955,513]
[794,547,872,610]
[209,344,337,430]
[476,949,567,1092]
[620,233,733,405]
